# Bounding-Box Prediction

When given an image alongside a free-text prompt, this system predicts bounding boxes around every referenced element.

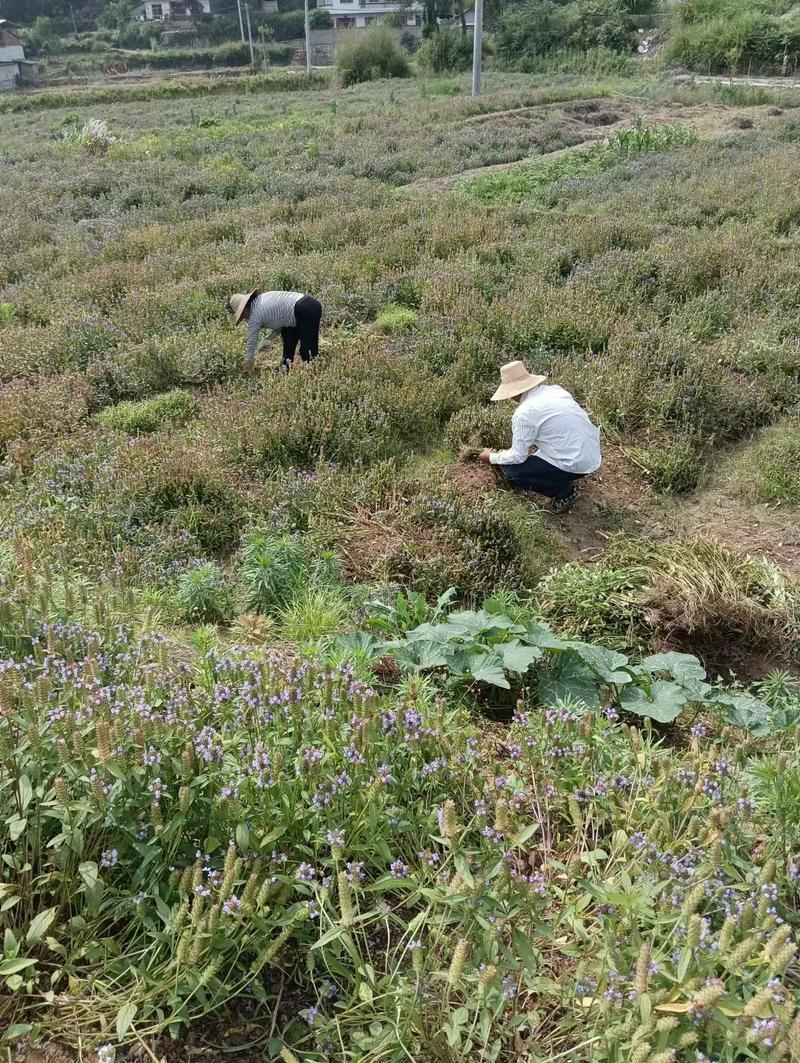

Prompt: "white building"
[0,20,39,92]
[315,0,421,30]
[130,1,213,21]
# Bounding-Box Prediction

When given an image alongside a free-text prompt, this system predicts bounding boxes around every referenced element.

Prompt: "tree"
[0,0,69,22]
[98,0,136,30]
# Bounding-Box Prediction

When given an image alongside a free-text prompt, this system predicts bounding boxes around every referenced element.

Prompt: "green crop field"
[1,68,800,1061]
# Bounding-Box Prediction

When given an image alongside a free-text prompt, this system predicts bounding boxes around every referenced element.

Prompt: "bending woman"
[229,289,323,374]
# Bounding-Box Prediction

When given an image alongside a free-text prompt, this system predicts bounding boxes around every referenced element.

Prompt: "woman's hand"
[478,449,492,465]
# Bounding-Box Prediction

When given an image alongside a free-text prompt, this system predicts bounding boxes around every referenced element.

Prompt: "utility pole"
[259,26,269,72]
[304,0,312,75]
[237,0,246,43]
[244,2,255,66]
[70,4,78,34]
[471,0,483,97]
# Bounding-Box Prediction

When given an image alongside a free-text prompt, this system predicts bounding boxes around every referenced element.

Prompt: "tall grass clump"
[416,27,474,73]
[335,27,410,86]
[98,389,199,434]
[731,419,800,504]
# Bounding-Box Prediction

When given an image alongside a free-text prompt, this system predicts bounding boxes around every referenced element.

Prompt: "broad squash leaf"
[566,642,631,684]
[537,653,601,711]
[620,681,686,723]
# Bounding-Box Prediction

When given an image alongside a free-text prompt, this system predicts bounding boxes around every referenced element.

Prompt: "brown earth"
[447,445,800,580]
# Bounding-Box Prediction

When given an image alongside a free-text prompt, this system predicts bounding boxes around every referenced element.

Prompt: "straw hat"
[229,290,257,325]
[490,361,547,402]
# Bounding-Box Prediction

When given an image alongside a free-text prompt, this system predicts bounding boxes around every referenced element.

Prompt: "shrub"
[664,0,800,75]
[444,403,510,451]
[0,374,92,456]
[731,419,800,504]
[113,440,243,552]
[175,561,237,623]
[97,389,200,434]
[416,27,474,73]
[537,559,644,647]
[239,533,310,614]
[201,345,458,470]
[335,27,411,86]
[631,435,703,495]
[309,7,333,27]
[280,585,350,642]
[375,302,418,333]
[497,0,635,68]
[57,117,117,155]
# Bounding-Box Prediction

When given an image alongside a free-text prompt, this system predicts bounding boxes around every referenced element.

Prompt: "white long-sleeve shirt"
[245,291,303,364]
[490,385,601,474]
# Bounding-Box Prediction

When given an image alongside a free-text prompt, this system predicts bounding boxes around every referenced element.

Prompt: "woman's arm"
[245,312,262,366]
[486,413,536,465]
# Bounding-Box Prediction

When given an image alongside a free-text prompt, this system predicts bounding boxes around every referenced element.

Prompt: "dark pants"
[499,455,585,500]
[281,295,322,368]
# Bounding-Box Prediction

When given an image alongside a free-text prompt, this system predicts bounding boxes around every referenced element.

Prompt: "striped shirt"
[489,384,601,475]
[245,291,304,364]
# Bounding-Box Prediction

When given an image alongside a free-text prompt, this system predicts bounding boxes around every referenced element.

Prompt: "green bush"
[239,533,310,614]
[497,0,635,68]
[335,26,411,87]
[280,585,350,642]
[631,435,702,495]
[115,440,243,552]
[416,27,474,73]
[375,302,418,333]
[444,403,510,451]
[731,420,800,504]
[664,0,800,74]
[97,389,200,434]
[309,7,333,27]
[175,561,237,623]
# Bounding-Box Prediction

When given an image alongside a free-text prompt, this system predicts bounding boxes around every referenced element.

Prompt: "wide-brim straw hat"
[490,360,547,402]
[229,290,257,325]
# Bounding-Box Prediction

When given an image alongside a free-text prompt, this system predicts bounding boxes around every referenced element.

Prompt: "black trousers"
[499,455,585,500]
[281,295,322,367]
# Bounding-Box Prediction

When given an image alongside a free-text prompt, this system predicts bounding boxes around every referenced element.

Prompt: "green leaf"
[538,654,601,711]
[523,621,566,649]
[18,775,32,812]
[512,928,539,973]
[78,861,99,891]
[0,957,36,975]
[4,929,17,958]
[8,818,26,842]
[715,692,772,736]
[502,642,541,674]
[566,642,631,683]
[235,823,250,853]
[469,651,510,689]
[509,823,539,848]
[311,925,345,951]
[26,907,57,947]
[1,1025,32,1043]
[620,681,686,723]
[640,652,706,685]
[454,854,475,889]
[116,1000,137,1040]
